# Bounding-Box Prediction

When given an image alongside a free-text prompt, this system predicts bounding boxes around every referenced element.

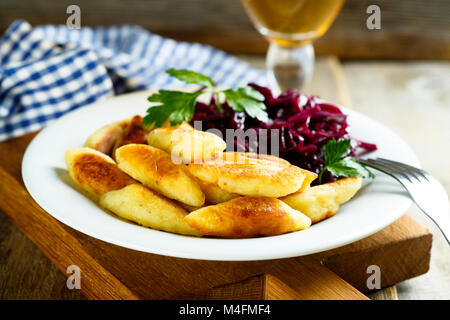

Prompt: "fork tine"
[375,158,425,183]
[409,171,428,183]
[408,169,432,183]
[363,159,414,183]
[376,158,429,181]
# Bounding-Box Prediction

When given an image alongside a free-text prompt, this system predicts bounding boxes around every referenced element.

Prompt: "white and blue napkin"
[0,20,266,141]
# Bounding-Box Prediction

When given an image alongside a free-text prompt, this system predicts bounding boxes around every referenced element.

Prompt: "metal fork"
[359,157,450,244]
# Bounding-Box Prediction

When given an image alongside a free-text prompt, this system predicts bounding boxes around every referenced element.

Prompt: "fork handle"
[360,158,450,245]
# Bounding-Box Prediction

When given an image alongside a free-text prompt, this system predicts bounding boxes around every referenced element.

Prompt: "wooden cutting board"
[0,57,432,299]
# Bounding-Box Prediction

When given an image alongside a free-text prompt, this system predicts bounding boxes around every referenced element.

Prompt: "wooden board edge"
[320,230,432,293]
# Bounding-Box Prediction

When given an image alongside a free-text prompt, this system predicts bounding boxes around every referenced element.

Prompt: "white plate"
[22,91,419,261]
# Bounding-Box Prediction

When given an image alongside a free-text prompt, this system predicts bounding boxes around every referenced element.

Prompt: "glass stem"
[266,42,315,92]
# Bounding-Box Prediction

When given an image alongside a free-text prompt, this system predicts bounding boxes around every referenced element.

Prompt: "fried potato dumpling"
[99,184,201,236]
[297,170,318,193]
[222,152,317,193]
[222,152,290,165]
[280,177,362,223]
[147,122,226,163]
[84,116,150,157]
[65,148,134,198]
[115,144,205,207]
[187,153,311,197]
[84,120,127,155]
[175,202,203,213]
[184,197,311,238]
[112,115,149,157]
[195,179,239,205]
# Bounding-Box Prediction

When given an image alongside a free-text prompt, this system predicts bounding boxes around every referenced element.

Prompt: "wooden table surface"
[341,61,450,299]
[0,56,448,299]
[1,0,449,60]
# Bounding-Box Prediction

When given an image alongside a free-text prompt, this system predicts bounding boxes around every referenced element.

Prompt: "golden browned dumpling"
[222,151,290,165]
[280,177,362,223]
[83,120,127,155]
[111,115,150,158]
[115,144,205,207]
[147,122,226,163]
[195,179,239,205]
[187,153,311,198]
[99,184,201,236]
[184,197,311,238]
[84,116,151,157]
[65,147,135,198]
[198,152,315,201]
[297,170,318,193]
[222,152,317,193]
[174,202,202,213]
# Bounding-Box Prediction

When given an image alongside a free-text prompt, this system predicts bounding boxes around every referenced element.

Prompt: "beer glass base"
[266,42,315,92]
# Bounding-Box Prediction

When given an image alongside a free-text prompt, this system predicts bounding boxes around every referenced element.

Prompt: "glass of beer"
[241,0,345,91]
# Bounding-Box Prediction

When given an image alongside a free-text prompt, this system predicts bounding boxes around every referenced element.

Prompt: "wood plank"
[0,0,448,59]
[264,275,303,300]
[312,214,432,293]
[369,286,398,300]
[195,275,268,300]
[197,261,368,300]
[0,210,85,300]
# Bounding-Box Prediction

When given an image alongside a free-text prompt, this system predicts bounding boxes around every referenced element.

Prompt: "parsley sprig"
[143,69,269,128]
[318,139,375,183]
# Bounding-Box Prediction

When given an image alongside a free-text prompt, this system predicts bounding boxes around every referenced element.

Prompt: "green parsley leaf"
[143,90,202,127]
[237,86,265,101]
[221,89,243,112]
[326,158,362,178]
[324,138,351,165]
[223,88,268,123]
[143,69,269,128]
[166,69,215,89]
[319,138,374,183]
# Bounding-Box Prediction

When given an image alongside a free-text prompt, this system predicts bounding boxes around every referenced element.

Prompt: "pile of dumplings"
[66,115,361,238]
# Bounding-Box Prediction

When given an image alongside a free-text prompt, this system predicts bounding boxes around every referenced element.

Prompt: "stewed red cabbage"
[191,84,377,184]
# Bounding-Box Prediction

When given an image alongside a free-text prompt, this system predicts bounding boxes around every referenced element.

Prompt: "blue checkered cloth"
[0,20,267,141]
